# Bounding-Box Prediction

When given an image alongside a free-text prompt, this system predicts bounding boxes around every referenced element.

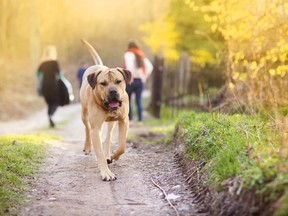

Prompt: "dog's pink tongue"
[109,101,119,108]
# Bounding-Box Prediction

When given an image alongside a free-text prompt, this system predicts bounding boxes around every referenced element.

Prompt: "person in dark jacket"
[37,45,62,128]
[77,61,88,88]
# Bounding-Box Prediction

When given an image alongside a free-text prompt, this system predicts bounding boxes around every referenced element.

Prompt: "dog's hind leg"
[111,119,129,160]
[104,121,116,164]
[81,107,92,155]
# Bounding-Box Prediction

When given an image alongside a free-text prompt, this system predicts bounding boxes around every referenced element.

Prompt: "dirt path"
[1,104,204,216]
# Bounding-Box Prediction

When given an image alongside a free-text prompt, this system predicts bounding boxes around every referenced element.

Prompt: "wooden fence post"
[150,55,164,118]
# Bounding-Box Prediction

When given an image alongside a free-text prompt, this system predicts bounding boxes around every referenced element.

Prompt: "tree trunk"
[150,55,164,118]
[197,78,204,105]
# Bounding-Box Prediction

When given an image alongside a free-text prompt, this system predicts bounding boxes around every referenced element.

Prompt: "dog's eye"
[100,82,108,87]
[116,80,122,84]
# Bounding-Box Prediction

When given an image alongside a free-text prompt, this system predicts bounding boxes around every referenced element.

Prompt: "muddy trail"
[1,104,206,216]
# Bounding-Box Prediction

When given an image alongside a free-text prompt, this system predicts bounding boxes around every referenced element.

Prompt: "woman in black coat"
[37,45,61,128]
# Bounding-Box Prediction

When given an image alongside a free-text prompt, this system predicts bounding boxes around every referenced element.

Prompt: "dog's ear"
[116,68,132,84]
[87,71,102,89]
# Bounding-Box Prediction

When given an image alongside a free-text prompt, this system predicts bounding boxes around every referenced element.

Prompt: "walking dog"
[80,39,131,181]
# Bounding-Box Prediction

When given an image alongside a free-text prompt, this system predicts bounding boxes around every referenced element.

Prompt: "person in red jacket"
[123,40,153,126]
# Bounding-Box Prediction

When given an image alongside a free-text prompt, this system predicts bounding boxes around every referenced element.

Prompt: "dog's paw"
[106,158,113,164]
[83,149,91,155]
[101,171,117,181]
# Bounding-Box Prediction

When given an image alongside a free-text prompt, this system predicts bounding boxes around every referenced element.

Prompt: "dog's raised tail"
[81,39,103,65]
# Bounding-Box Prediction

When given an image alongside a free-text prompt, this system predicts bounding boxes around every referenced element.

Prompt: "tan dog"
[80,39,131,181]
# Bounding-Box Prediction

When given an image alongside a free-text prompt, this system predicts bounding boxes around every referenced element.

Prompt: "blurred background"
[0,0,169,120]
[0,0,287,121]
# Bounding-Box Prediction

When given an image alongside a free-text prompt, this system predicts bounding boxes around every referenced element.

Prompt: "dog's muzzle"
[104,88,122,112]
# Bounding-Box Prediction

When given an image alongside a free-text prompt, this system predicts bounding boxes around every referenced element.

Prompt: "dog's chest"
[106,110,121,122]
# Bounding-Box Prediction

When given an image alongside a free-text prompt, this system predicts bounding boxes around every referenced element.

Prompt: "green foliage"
[168,0,225,66]
[0,134,54,214]
[274,188,288,216]
[279,105,288,116]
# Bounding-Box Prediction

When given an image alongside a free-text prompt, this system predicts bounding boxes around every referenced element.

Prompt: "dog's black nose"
[108,88,118,96]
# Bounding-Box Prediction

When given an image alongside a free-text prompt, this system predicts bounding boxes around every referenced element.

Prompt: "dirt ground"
[1,103,207,216]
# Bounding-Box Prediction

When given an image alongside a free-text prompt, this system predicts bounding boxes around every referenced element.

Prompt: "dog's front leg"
[104,121,116,164]
[90,117,117,181]
[81,107,92,155]
[111,118,129,160]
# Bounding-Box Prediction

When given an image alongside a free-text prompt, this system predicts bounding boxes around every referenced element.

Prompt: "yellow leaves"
[203,13,218,32]
[269,67,286,77]
[233,72,247,81]
[272,56,278,63]
[250,61,258,70]
[277,66,288,77]
[243,60,249,67]
[228,82,235,90]
[191,0,288,107]
[165,49,179,62]
[185,0,199,11]
[232,52,245,64]
[208,1,222,13]
[204,14,212,22]
[190,49,216,67]
[269,65,288,77]
[211,23,218,32]
[269,69,276,76]
[205,0,288,79]
[239,73,247,81]
[139,19,179,61]
[265,40,288,64]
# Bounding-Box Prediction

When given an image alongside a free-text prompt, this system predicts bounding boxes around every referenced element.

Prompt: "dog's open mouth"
[104,99,122,111]
[109,101,120,108]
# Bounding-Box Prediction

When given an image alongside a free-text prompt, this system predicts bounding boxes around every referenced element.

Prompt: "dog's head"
[87,67,132,111]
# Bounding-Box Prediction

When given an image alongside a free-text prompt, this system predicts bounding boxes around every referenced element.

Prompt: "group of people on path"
[37,40,153,128]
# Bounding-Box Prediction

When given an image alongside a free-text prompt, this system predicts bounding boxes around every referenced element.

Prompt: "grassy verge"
[134,105,182,145]
[0,133,56,215]
[175,111,288,214]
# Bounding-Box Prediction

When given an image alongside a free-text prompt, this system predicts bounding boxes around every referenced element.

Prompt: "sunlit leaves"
[201,0,288,107]
[191,49,216,67]
[140,0,225,67]
[140,19,179,61]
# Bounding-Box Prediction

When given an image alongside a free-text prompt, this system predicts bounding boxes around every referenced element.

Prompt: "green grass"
[0,133,56,214]
[175,111,288,212]
[136,125,175,145]
[129,118,176,146]
[140,104,186,145]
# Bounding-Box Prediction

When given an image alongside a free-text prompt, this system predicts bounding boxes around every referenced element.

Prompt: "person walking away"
[123,40,153,126]
[36,45,62,128]
[77,61,88,88]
